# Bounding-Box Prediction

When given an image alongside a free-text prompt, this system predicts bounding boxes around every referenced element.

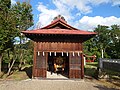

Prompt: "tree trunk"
[23,59,26,64]
[19,36,22,70]
[7,59,16,75]
[19,53,23,70]
[0,54,2,73]
[101,49,104,58]
[8,62,10,70]
[7,51,10,69]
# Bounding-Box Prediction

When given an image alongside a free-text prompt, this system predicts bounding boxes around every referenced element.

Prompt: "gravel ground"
[0,79,118,90]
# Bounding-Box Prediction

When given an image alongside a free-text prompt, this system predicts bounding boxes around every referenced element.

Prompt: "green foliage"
[0,0,18,54]
[106,25,120,58]
[2,40,33,71]
[0,0,33,73]
[84,62,98,77]
[84,38,101,60]
[11,1,33,33]
[94,25,111,50]
[84,25,120,59]
[17,40,33,64]
[11,1,34,70]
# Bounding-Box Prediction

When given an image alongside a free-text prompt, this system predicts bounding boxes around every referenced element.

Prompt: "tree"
[84,25,120,59]
[11,1,33,70]
[106,25,120,58]
[94,25,111,58]
[0,0,18,73]
[84,25,111,60]
[0,0,33,74]
[83,38,101,60]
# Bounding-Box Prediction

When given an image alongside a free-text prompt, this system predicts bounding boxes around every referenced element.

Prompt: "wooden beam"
[81,43,84,79]
[33,42,37,78]
[36,51,83,53]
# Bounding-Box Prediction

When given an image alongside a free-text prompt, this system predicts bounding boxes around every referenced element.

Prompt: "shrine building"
[22,15,96,79]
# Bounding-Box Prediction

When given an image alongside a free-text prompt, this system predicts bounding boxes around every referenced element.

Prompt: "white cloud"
[36,0,120,29]
[88,0,120,6]
[112,0,120,6]
[52,0,73,20]
[88,0,110,5]
[11,0,16,5]
[78,16,120,31]
[36,2,74,28]
[53,0,92,14]
[37,2,59,28]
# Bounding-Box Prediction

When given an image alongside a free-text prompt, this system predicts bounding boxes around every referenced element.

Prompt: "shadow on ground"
[94,85,119,90]
[56,71,69,78]
[23,66,32,79]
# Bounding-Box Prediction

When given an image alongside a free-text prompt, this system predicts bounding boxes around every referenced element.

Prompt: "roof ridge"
[41,16,78,30]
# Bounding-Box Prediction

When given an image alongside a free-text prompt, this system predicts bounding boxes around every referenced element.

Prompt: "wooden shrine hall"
[22,15,96,79]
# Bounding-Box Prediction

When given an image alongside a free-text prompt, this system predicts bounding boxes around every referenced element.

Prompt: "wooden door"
[33,52,47,78]
[69,53,81,78]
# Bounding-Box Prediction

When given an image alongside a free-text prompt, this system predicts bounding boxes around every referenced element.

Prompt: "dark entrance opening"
[47,52,69,78]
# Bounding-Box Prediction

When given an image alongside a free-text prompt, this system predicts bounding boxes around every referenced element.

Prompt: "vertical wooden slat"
[81,43,84,79]
[33,41,84,79]
[69,53,81,78]
[33,42,37,77]
[37,42,82,52]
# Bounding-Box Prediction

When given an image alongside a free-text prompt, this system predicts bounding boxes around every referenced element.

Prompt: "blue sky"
[12,0,120,31]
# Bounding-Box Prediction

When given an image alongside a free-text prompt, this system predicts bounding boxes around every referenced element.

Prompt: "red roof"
[22,29,96,35]
[41,18,78,30]
[22,15,96,40]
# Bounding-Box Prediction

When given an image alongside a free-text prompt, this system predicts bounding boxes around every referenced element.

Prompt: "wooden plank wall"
[33,43,47,78]
[33,42,83,78]
[36,42,82,52]
[69,53,81,78]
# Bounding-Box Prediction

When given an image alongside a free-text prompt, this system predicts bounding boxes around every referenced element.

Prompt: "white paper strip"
[50,52,51,56]
[62,52,64,56]
[54,52,56,56]
[78,52,80,56]
[73,52,75,56]
[67,52,69,56]
[43,52,45,56]
[38,51,40,56]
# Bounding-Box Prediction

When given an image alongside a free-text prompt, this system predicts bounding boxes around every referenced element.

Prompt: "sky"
[11,0,120,31]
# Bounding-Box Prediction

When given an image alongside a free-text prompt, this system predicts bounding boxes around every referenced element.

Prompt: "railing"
[99,58,120,72]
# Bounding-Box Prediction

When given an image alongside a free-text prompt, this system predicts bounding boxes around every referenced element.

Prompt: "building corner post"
[81,43,84,79]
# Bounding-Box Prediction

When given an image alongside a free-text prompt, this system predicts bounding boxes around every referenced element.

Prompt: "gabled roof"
[21,15,97,42]
[41,16,78,30]
[22,29,96,35]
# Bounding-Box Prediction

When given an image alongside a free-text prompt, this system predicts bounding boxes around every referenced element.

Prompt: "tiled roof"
[22,29,96,35]
[22,15,96,37]
[41,18,78,30]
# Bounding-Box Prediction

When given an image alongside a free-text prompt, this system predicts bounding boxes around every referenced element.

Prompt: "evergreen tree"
[0,0,18,73]
[11,1,33,70]
[0,0,33,73]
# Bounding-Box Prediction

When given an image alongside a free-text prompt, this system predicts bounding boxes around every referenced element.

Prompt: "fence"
[99,58,120,72]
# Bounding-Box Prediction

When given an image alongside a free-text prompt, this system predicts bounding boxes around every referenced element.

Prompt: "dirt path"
[0,79,118,90]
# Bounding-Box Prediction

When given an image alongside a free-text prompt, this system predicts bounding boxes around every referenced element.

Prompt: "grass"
[7,71,29,80]
[0,64,32,80]
[101,69,120,80]
[84,62,120,79]
[0,70,30,80]
[84,62,120,89]
[84,62,98,77]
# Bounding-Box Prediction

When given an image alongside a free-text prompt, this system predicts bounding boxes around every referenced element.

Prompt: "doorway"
[47,52,69,78]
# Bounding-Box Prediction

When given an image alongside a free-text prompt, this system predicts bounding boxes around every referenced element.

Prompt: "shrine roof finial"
[53,15,67,23]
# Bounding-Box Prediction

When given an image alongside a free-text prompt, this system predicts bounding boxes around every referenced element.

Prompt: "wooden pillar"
[33,42,47,78]
[81,44,84,79]
[32,42,37,78]
[69,52,81,78]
